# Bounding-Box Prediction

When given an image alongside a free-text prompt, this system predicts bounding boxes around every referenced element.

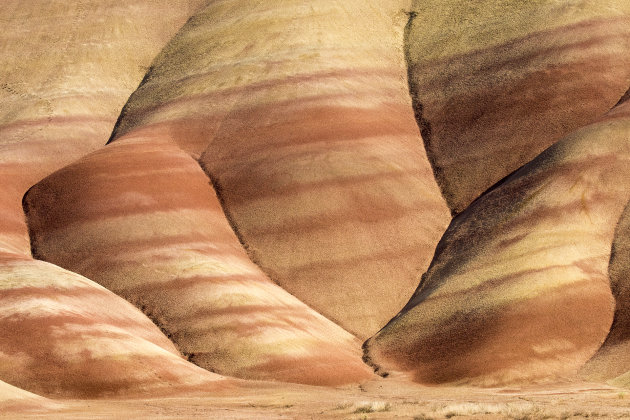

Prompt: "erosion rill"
[23,138,373,385]
[106,0,450,339]
[405,0,630,214]
[364,95,630,385]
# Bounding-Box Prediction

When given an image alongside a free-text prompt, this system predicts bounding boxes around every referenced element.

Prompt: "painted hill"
[106,0,450,339]
[405,0,630,214]
[0,0,207,256]
[2,0,630,409]
[364,96,630,385]
[0,253,222,398]
[23,138,373,386]
[0,0,229,400]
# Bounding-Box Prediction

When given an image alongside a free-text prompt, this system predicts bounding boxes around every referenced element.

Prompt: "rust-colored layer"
[108,0,450,339]
[24,138,373,386]
[0,0,208,256]
[406,1,630,214]
[365,99,630,385]
[0,252,221,398]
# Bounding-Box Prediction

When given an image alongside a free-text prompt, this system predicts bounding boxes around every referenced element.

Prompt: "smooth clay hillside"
[365,94,630,386]
[106,0,451,339]
[0,0,231,401]
[405,0,630,214]
[23,138,373,386]
[3,0,630,416]
[0,253,224,398]
[0,0,208,257]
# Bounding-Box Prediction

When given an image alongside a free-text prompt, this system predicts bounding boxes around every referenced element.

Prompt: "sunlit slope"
[0,0,207,256]
[0,379,56,412]
[107,0,450,339]
[365,98,630,385]
[24,138,373,386]
[406,0,630,214]
[0,0,224,400]
[0,253,222,398]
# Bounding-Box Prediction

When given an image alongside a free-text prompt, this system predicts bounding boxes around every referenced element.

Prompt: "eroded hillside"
[1,1,629,417]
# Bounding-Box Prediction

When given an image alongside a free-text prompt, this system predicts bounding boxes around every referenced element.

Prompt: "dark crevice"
[106,65,156,145]
[131,298,190,360]
[196,162,264,271]
[195,157,367,341]
[22,184,205,369]
[361,338,389,378]
[23,183,196,363]
[403,10,454,216]
[614,87,630,108]
[105,2,211,146]
[461,159,528,214]
[132,298,220,374]
[468,85,630,213]
[21,184,43,261]
[357,8,443,377]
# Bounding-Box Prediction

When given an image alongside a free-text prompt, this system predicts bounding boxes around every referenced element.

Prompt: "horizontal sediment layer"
[109,0,450,338]
[0,252,222,398]
[24,138,373,386]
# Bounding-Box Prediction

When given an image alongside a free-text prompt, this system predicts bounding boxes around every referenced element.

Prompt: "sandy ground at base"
[4,374,630,419]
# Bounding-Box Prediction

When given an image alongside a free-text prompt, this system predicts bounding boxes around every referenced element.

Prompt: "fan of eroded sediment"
[24,138,373,386]
[364,96,630,385]
[406,0,630,214]
[106,0,451,339]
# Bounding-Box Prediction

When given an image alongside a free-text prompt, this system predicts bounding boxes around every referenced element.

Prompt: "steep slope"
[0,252,222,398]
[406,0,630,214]
[0,0,207,256]
[364,98,630,385]
[581,194,630,386]
[107,0,450,339]
[24,138,373,386]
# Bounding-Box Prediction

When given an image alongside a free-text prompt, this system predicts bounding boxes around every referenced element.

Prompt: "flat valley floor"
[5,375,630,419]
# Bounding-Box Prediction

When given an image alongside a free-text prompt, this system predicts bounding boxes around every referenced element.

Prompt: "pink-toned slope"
[0,253,222,398]
[0,0,226,400]
[107,0,450,339]
[0,0,207,256]
[364,97,630,385]
[24,138,373,386]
